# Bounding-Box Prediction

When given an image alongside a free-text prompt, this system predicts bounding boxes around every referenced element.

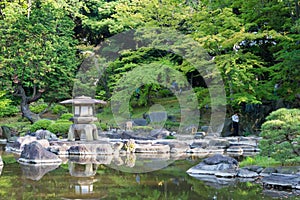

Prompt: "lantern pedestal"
[68,124,98,141]
[60,96,106,142]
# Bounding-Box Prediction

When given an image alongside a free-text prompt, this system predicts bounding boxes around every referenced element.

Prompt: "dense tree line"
[0,0,299,124]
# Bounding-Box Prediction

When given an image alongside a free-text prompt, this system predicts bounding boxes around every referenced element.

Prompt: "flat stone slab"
[237,168,259,178]
[262,173,300,189]
[226,146,243,153]
[135,144,170,153]
[215,170,237,178]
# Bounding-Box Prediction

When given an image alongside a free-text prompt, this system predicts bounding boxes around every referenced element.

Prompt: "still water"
[0,152,297,200]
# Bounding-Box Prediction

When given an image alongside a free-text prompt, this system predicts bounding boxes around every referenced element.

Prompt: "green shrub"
[259,108,300,165]
[30,119,54,132]
[48,121,72,135]
[51,104,68,115]
[0,91,19,117]
[165,135,176,139]
[59,113,73,120]
[94,122,108,131]
[239,156,280,167]
[0,105,19,117]
[29,100,48,114]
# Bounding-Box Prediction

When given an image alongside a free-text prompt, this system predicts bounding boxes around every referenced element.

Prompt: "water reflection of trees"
[0,154,282,199]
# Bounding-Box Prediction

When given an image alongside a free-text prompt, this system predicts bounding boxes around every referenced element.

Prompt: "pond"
[0,151,297,200]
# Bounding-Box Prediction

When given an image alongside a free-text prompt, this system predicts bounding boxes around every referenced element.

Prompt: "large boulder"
[35,130,58,141]
[7,135,50,153]
[203,154,238,165]
[187,154,238,177]
[18,141,61,164]
[133,118,148,126]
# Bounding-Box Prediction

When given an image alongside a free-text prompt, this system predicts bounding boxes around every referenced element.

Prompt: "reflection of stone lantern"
[68,161,98,195]
[60,96,106,141]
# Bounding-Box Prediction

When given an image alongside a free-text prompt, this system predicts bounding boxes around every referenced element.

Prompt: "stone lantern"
[60,96,106,141]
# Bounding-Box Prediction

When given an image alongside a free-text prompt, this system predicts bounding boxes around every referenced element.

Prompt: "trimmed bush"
[0,105,19,117]
[259,108,300,165]
[51,104,68,115]
[0,91,19,117]
[59,113,73,120]
[29,100,48,114]
[48,121,72,135]
[30,119,53,132]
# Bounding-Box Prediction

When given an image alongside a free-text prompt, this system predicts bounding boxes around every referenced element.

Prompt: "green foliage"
[259,108,300,165]
[194,87,211,109]
[0,105,19,118]
[0,0,79,122]
[0,0,300,133]
[30,119,53,132]
[2,154,17,164]
[0,91,19,117]
[98,122,108,131]
[59,113,73,120]
[239,156,280,168]
[165,135,176,139]
[156,88,173,98]
[0,91,11,110]
[29,100,48,114]
[47,121,72,135]
[51,104,69,115]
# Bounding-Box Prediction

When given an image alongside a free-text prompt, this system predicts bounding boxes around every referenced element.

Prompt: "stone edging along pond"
[3,131,300,196]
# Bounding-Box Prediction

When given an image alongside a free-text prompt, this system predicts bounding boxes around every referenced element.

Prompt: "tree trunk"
[20,100,40,124]
[15,84,41,124]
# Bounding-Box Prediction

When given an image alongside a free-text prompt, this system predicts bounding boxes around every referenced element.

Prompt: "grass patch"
[239,155,281,167]
[2,154,17,164]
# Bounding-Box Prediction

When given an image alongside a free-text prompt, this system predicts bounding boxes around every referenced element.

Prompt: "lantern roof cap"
[60,96,107,105]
